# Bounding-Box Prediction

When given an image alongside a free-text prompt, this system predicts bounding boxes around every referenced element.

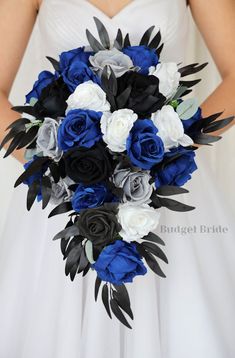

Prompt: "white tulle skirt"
[0,150,235,358]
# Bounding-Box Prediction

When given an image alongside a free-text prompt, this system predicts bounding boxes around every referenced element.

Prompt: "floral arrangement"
[1,18,233,328]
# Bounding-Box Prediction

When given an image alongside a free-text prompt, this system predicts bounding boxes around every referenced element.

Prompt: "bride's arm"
[0,0,40,163]
[189,0,235,136]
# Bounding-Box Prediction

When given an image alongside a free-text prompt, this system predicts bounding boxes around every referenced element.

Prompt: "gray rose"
[36,118,62,161]
[89,48,134,78]
[50,177,73,206]
[113,167,154,205]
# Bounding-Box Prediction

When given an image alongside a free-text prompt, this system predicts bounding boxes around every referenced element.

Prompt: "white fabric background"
[0,11,234,236]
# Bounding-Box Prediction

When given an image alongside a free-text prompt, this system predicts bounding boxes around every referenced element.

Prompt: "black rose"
[117,72,166,118]
[34,77,70,118]
[64,143,112,185]
[77,204,121,248]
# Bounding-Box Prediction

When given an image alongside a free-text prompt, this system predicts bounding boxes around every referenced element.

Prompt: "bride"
[0,0,235,357]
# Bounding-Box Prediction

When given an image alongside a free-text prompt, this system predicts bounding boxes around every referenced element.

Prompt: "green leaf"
[85,240,95,264]
[176,98,199,120]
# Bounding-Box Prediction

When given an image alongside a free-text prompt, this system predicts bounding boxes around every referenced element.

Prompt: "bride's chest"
[38,0,189,62]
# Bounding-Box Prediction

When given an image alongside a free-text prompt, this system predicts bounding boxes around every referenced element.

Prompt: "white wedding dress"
[0,1,235,357]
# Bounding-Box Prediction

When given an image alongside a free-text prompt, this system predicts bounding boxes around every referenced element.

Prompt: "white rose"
[101,109,138,152]
[66,81,110,112]
[118,203,160,242]
[152,105,193,150]
[149,62,181,98]
[89,48,134,78]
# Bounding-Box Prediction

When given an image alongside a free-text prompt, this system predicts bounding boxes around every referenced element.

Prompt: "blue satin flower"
[26,71,55,103]
[154,147,198,187]
[59,46,93,72]
[58,109,102,151]
[71,183,115,212]
[61,61,100,92]
[123,45,158,75]
[127,119,165,170]
[92,240,147,285]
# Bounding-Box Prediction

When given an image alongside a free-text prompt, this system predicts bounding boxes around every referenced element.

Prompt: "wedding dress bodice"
[37,0,188,63]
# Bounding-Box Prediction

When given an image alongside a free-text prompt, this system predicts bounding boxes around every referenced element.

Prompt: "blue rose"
[26,71,55,103]
[92,240,147,285]
[183,107,202,132]
[23,156,48,202]
[71,183,115,212]
[127,119,165,170]
[58,109,102,151]
[122,45,158,75]
[154,147,197,187]
[61,61,100,92]
[59,47,93,72]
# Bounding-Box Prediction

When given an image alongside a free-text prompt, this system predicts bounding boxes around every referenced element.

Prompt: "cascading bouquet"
[1,18,233,328]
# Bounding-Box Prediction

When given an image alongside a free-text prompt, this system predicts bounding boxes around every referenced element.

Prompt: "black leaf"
[0,127,23,150]
[26,180,41,211]
[16,126,39,150]
[14,156,50,188]
[3,131,25,158]
[41,176,52,209]
[143,232,165,246]
[101,65,110,92]
[93,17,110,49]
[156,185,189,196]
[137,244,166,278]
[141,242,168,264]
[86,29,105,52]
[95,276,102,301]
[203,116,234,133]
[77,248,89,274]
[110,299,132,329]
[202,112,224,127]
[109,66,118,96]
[60,220,74,257]
[48,201,73,218]
[148,30,161,49]
[65,242,82,279]
[179,62,208,77]
[46,56,60,72]
[180,79,201,89]
[52,223,80,241]
[193,133,221,145]
[6,117,31,131]
[123,33,131,47]
[49,162,61,183]
[159,197,195,212]
[116,86,132,108]
[139,25,155,46]
[82,263,91,277]
[64,236,83,259]
[112,285,133,320]
[156,43,164,57]
[102,284,112,319]
[11,106,36,116]
[150,193,162,209]
[114,28,123,49]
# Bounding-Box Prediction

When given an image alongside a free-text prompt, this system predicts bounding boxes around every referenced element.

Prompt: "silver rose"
[36,118,62,161]
[113,166,154,205]
[89,48,134,78]
[50,177,73,206]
